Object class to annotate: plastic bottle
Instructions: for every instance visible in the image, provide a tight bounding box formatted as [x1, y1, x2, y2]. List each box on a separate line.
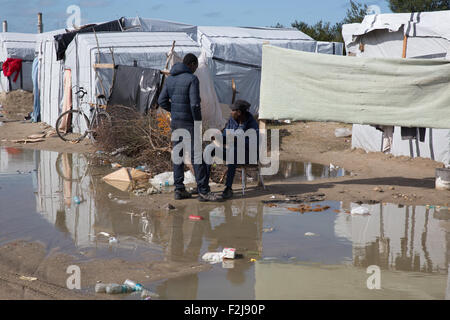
[123, 279, 143, 291]
[95, 283, 108, 293]
[105, 283, 134, 294]
[73, 196, 81, 205]
[164, 180, 169, 187]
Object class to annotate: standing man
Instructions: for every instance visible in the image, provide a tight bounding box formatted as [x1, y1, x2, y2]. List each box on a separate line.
[158, 53, 219, 202]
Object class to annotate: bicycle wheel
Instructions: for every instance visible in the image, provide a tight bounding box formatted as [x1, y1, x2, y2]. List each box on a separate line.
[90, 110, 112, 142]
[55, 109, 90, 143]
[55, 152, 89, 182]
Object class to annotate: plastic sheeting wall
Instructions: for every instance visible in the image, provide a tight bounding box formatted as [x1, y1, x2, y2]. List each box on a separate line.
[64, 32, 201, 131]
[0, 33, 36, 92]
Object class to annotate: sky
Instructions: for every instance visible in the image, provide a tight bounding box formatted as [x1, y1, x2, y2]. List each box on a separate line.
[0, 0, 391, 33]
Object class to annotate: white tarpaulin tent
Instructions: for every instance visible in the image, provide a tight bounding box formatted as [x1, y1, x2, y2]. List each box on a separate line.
[342, 11, 450, 165]
[64, 32, 201, 128]
[0, 32, 36, 92]
[197, 26, 344, 115]
[36, 29, 66, 127]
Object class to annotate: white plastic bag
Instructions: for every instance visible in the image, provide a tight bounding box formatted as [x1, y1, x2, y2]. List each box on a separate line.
[150, 171, 196, 187]
[202, 252, 225, 264]
[335, 128, 352, 138]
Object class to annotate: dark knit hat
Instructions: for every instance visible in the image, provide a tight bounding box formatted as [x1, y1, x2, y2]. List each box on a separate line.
[230, 100, 251, 111]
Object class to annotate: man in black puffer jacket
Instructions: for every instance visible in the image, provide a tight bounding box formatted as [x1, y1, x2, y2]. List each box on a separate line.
[158, 53, 219, 202]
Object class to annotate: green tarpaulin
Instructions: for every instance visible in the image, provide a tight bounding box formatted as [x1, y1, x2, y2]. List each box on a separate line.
[259, 45, 450, 129]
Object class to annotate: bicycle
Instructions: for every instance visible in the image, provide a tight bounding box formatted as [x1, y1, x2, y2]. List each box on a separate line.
[55, 86, 112, 143]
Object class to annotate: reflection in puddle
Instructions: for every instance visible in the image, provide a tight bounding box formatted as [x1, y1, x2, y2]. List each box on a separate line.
[264, 160, 347, 182]
[0, 147, 448, 299]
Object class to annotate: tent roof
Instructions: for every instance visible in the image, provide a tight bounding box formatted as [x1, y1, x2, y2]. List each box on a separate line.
[344, 10, 450, 46]
[67, 31, 200, 52]
[198, 26, 313, 41]
[0, 32, 37, 60]
[124, 17, 197, 39]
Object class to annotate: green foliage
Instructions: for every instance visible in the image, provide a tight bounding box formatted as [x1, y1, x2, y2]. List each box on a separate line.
[290, 1, 367, 42]
[388, 0, 450, 13]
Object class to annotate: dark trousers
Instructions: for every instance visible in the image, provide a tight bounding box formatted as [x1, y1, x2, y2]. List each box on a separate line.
[172, 127, 210, 194]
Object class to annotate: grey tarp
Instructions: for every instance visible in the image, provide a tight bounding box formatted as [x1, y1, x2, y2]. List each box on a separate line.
[259, 45, 450, 129]
[108, 65, 161, 114]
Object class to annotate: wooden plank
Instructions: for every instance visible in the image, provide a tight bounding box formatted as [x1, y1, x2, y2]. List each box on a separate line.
[93, 63, 114, 69]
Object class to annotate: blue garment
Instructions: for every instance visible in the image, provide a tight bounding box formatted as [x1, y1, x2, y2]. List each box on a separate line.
[157, 63, 201, 129]
[31, 57, 40, 122]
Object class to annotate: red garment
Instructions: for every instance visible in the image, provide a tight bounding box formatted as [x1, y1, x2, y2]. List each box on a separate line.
[2, 58, 22, 82]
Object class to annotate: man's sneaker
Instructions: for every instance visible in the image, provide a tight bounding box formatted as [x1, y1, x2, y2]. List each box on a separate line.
[175, 189, 192, 200]
[222, 187, 233, 200]
[198, 192, 221, 202]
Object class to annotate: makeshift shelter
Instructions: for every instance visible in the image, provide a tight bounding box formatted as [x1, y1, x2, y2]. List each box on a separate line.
[63, 32, 201, 129]
[0, 32, 36, 92]
[342, 11, 450, 165]
[197, 26, 343, 115]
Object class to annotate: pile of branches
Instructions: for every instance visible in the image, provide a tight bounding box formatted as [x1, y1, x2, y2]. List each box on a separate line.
[95, 105, 172, 176]
[95, 105, 227, 183]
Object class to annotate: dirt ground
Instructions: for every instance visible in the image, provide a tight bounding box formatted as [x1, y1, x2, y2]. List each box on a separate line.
[0, 101, 449, 300]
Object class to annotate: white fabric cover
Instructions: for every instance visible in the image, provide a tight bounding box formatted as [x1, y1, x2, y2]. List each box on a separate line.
[194, 50, 228, 130]
[342, 11, 450, 165]
[124, 17, 197, 41]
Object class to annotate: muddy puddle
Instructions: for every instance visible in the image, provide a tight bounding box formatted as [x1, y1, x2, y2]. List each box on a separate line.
[0, 147, 449, 300]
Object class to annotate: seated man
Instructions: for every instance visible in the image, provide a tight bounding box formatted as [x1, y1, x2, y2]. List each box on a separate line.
[218, 100, 259, 200]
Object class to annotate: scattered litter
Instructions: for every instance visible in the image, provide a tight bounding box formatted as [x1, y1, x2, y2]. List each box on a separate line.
[222, 260, 235, 269]
[141, 289, 159, 299]
[304, 232, 318, 236]
[115, 199, 128, 205]
[11, 138, 45, 144]
[135, 165, 148, 172]
[111, 163, 122, 169]
[109, 237, 118, 245]
[163, 203, 176, 210]
[373, 187, 384, 192]
[19, 276, 37, 281]
[223, 248, 236, 259]
[202, 252, 225, 264]
[98, 232, 110, 237]
[27, 133, 46, 139]
[270, 195, 276, 199]
[150, 170, 195, 188]
[334, 127, 352, 138]
[265, 203, 277, 207]
[124, 279, 143, 291]
[389, 186, 395, 190]
[189, 215, 203, 221]
[95, 283, 108, 293]
[250, 259, 257, 262]
[107, 193, 113, 199]
[351, 206, 370, 215]
[147, 186, 160, 195]
[106, 284, 134, 294]
[262, 227, 274, 233]
[110, 147, 128, 156]
[73, 196, 81, 205]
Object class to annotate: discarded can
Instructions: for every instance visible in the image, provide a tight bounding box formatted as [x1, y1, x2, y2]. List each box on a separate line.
[73, 196, 81, 205]
[189, 215, 203, 221]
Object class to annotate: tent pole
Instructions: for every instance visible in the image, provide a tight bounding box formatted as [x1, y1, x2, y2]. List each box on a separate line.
[415, 127, 421, 157]
[429, 128, 435, 161]
[402, 35, 408, 58]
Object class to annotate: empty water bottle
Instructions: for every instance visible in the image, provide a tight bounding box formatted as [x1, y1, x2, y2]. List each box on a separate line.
[73, 196, 81, 205]
[123, 279, 143, 291]
[105, 283, 134, 294]
[164, 181, 169, 187]
[95, 283, 108, 293]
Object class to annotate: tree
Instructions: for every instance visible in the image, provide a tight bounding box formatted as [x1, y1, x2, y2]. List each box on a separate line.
[388, 0, 450, 13]
[290, 0, 368, 42]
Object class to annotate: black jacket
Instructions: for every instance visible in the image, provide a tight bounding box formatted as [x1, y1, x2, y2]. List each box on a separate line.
[158, 62, 202, 129]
